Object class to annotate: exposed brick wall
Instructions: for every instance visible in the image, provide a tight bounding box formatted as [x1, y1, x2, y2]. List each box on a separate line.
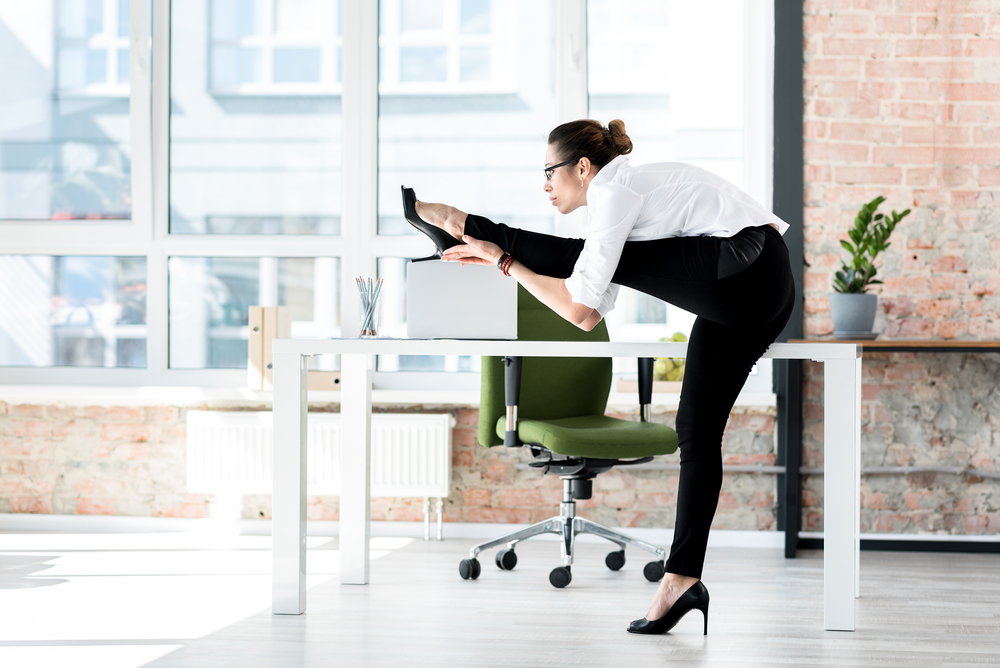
[802, 0, 1000, 533]
[802, 353, 1000, 533]
[0, 402, 200, 517]
[0, 399, 779, 531]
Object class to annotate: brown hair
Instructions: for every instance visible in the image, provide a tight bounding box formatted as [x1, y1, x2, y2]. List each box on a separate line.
[547, 119, 633, 170]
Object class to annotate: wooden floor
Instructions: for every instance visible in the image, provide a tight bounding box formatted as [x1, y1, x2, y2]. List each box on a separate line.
[2, 531, 999, 667]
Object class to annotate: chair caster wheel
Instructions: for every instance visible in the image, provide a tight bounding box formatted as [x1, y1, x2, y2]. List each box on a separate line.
[495, 549, 517, 570]
[549, 565, 572, 588]
[605, 549, 625, 571]
[643, 560, 665, 582]
[459, 558, 481, 580]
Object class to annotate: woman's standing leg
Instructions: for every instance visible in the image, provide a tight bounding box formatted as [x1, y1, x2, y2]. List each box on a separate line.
[642, 300, 791, 620]
[666, 315, 782, 576]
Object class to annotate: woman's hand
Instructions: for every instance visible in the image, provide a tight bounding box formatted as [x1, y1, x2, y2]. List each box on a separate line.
[441, 235, 503, 267]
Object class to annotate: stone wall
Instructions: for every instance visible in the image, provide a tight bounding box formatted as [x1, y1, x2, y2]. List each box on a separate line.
[802, 0, 1000, 533]
[0, 400, 778, 531]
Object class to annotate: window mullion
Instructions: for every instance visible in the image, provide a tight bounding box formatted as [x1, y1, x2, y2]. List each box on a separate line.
[146, 249, 169, 374]
[129, 0, 153, 241]
[147, 0, 172, 375]
[152, 0, 170, 242]
[342, 0, 379, 337]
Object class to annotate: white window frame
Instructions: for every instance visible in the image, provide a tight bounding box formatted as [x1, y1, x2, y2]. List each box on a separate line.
[0, 0, 774, 393]
[207, 0, 343, 95]
[56, 0, 132, 97]
[377, 0, 515, 96]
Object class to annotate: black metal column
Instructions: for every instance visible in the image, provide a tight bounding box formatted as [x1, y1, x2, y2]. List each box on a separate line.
[776, 359, 803, 557]
[772, 1, 805, 557]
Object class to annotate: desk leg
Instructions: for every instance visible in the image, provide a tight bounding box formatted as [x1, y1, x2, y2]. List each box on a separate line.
[272, 352, 308, 614]
[823, 358, 858, 631]
[855, 355, 862, 600]
[340, 353, 372, 585]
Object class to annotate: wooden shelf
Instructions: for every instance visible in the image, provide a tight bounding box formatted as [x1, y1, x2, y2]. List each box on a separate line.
[788, 339, 1000, 353]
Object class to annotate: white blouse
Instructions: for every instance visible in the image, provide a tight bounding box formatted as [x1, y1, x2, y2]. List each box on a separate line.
[563, 156, 791, 317]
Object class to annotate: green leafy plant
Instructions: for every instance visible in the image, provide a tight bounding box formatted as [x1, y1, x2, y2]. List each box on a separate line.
[833, 196, 911, 294]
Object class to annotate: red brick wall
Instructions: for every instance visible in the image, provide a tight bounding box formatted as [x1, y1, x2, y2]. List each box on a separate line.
[802, 0, 1000, 533]
[0, 400, 779, 531]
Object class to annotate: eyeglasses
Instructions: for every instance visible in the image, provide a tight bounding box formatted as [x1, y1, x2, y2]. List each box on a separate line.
[544, 157, 579, 181]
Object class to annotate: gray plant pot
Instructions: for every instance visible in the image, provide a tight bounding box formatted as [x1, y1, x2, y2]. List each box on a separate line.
[829, 293, 878, 339]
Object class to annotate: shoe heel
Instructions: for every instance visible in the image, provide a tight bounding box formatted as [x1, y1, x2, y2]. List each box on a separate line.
[400, 186, 462, 258]
[411, 253, 442, 263]
[701, 604, 709, 636]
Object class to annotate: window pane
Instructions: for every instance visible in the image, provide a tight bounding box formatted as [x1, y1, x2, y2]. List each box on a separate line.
[59, 0, 104, 38]
[588, 0, 742, 340]
[211, 46, 264, 86]
[275, 0, 321, 35]
[459, 46, 489, 82]
[401, 0, 444, 31]
[58, 48, 109, 88]
[168, 257, 340, 369]
[274, 47, 321, 83]
[118, 0, 129, 37]
[117, 48, 129, 85]
[0, 256, 146, 368]
[1, 3, 132, 220]
[211, 0, 265, 40]
[172, 0, 343, 234]
[399, 47, 447, 83]
[460, 0, 490, 34]
[378, 0, 553, 372]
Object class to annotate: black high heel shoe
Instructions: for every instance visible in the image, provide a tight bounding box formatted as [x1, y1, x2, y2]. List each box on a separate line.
[401, 186, 463, 262]
[627, 580, 710, 636]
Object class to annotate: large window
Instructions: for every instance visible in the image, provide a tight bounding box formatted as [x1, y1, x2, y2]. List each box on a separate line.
[376, 0, 553, 372]
[164, 0, 343, 372]
[0, 0, 775, 390]
[0, 0, 133, 220]
[171, 0, 343, 235]
[589, 0, 744, 345]
[378, 0, 512, 94]
[0, 255, 146, 367]
[168, 256, 339, 369]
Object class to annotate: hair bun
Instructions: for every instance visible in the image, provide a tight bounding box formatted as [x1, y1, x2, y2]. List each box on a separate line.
[607, 119, 633, 156]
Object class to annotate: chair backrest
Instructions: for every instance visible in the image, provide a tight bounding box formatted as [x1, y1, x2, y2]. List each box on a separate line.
[478, 285, 613, 447]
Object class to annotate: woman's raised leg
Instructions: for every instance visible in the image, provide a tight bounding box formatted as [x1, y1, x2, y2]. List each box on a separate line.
[413, 198, 585, 279]
[463, 214, 584, 279]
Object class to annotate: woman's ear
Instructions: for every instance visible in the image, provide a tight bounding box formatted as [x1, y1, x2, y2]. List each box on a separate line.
[578, 157, 592, 181]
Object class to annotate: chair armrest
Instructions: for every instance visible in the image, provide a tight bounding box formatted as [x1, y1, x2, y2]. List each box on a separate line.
[637, 357, 653, 422]
[503, 356, 522, 446]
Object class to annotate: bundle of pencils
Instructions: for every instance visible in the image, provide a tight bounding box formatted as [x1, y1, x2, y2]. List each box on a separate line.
[356, 277, 383, 337]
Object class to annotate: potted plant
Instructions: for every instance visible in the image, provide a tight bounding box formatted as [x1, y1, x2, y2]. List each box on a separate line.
[830, 196, 910, 339]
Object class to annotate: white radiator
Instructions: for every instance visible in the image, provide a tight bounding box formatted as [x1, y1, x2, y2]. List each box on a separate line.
[185, 411, 454, 499]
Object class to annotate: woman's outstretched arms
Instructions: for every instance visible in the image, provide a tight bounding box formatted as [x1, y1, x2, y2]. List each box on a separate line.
[441, 235, 601, 331]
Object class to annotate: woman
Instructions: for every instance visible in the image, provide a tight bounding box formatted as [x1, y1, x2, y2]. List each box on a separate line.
[402, 119, 794, 634]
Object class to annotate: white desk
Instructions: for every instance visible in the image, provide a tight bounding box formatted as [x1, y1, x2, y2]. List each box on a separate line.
[270, 340, 862, 631]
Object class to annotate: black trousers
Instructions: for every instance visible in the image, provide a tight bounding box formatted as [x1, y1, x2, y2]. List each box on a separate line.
[465, 215, 795, 579]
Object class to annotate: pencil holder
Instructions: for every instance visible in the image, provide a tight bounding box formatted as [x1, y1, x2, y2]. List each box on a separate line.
[357, 277, 382, 337]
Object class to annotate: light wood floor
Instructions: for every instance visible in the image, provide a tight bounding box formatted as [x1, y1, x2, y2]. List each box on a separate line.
[156, 538, 999, 667]
[2, 531, 998, 667]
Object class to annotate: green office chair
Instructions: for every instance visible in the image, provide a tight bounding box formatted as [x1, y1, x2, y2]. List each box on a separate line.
[458, 285, 679, 588]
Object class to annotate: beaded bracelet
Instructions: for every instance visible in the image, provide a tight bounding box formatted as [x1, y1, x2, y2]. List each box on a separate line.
[497, 252, 512, 275]
[501, 255, 514, 276]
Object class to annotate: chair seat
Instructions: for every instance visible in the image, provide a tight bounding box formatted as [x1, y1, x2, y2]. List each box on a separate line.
[495, 415, 678, 459]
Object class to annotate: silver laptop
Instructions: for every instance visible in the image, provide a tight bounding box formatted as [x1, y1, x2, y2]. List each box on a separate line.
[406, 260, 517, 339]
